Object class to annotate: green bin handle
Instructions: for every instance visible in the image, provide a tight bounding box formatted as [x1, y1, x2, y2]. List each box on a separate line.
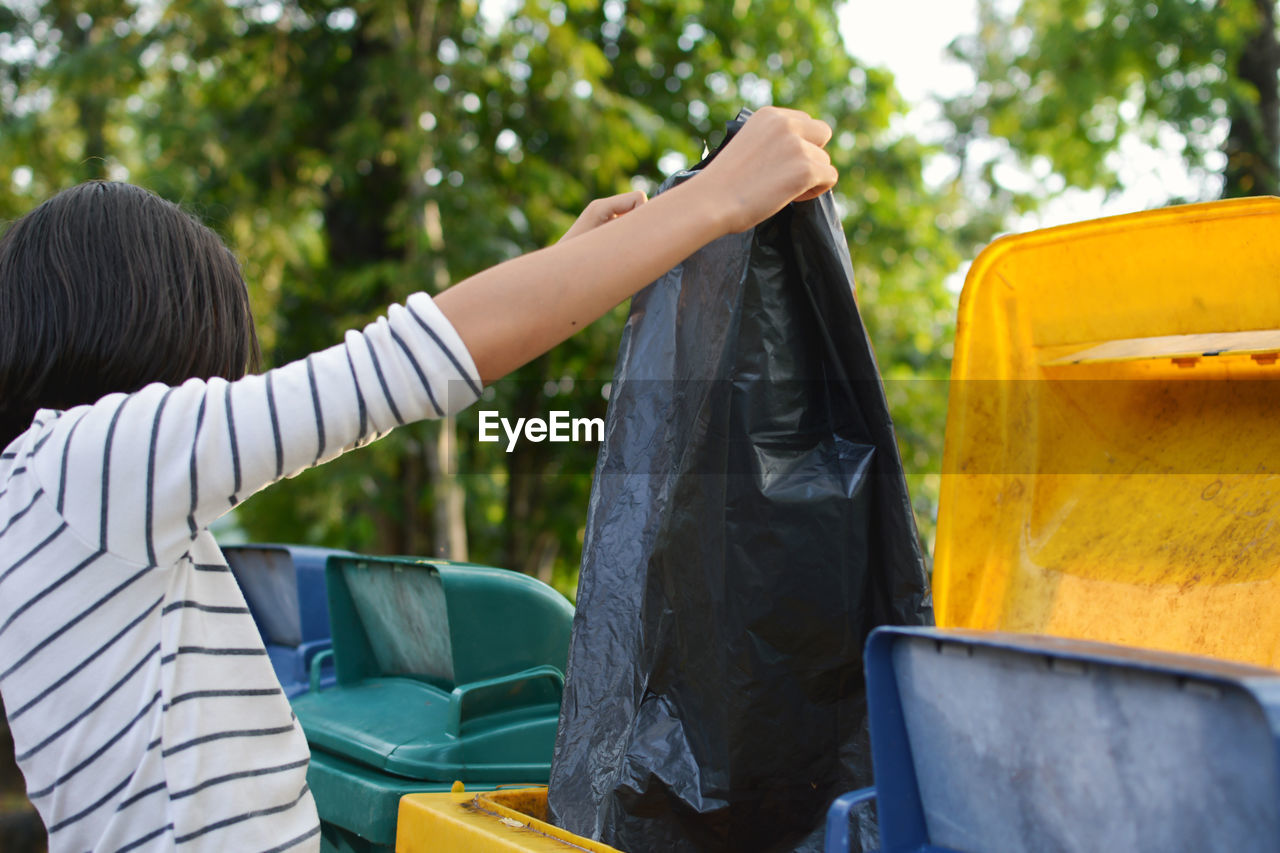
[309, 649, 335, 693]
[446, 665, 564, 738]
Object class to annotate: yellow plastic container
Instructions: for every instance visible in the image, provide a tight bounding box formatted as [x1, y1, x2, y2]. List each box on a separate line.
[934, 197, 1280, 667]
[395, 785, 623, 852]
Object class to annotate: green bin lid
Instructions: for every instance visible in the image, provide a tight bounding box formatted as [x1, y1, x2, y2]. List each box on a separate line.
[294, 556, 573, 782]
[294, 671, 562, 781]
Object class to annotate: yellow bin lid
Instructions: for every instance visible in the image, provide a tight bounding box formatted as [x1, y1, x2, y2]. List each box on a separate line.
[934, 197, 1280, 667]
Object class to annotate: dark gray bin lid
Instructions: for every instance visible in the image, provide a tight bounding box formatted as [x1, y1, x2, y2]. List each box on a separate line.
[864, 627, 1280, 853]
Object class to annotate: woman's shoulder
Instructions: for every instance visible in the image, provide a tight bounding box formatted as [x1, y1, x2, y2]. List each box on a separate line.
[3, 407, 66, 461]
[1, 410, 64, 513]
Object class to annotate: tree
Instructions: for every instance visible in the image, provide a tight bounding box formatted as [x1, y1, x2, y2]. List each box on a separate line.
[944, 0, 1278, 205]
[2, 0, 980, 592]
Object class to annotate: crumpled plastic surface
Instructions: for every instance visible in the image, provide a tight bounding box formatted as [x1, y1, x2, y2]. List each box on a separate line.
[548, 120, 933, 853]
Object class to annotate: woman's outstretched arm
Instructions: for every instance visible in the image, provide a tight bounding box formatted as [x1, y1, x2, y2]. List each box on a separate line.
[435, 107, 837, 383]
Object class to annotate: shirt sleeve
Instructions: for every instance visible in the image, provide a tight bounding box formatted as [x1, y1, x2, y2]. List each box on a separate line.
[29, 292, 481, 568]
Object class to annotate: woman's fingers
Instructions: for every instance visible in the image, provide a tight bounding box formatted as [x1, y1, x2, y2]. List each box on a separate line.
[591, 190, 647, 219]
[792, 145, 838, 202]
[770, 107, 834, 148]
[560, 191, 648, 242]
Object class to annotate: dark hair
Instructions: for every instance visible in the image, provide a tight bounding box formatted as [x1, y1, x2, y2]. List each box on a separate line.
[0, 181, 260, 448]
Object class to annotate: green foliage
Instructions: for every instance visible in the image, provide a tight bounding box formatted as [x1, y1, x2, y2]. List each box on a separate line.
[945, 0, 1274, 204]
[2, 0, 979, 592]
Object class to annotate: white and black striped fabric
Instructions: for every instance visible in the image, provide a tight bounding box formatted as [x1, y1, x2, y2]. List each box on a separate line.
[0, 293, 480, 853]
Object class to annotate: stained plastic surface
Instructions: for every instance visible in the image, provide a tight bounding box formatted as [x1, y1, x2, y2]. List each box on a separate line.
[291, 556, 574, 850]
[933, 197, 1280, 666]
[222, 544, 347, 697]
[548, 113, 932, 853]
[829, 626, 1280, 852]
[397, 788, 624, 853]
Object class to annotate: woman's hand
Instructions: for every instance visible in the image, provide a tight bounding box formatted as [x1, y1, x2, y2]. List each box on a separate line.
[693, 106, 837, 234]
[559, 191, 647, 242]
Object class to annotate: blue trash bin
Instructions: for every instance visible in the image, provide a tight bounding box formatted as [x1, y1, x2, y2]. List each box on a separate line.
[223, 544, 351, 698]
[826, 626, 1280, 853]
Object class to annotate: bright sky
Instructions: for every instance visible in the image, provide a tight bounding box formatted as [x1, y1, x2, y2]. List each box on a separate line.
[837, 0, 1221, 232]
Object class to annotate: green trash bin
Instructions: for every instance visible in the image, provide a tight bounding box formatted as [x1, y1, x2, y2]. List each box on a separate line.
[291, 555, 574, 852]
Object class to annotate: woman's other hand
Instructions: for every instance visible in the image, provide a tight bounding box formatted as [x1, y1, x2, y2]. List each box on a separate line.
[559, 191, 648, 242]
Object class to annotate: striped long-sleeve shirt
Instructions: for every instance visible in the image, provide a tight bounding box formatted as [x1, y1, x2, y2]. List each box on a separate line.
[0, 292, 481, 853]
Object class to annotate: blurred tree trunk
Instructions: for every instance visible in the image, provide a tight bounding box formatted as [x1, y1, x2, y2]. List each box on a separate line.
[50, 0, 107, 182]
[1223, 0, 1280, 197]
[425, 416, 468, 560]
[398, 0, 469, 561]
[503, 378, 551, 574]
[308, 0, 465, 559]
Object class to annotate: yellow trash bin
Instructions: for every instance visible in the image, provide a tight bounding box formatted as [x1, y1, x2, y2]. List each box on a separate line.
[396, 785, 624, 852]
[934, 197, 1280, 667]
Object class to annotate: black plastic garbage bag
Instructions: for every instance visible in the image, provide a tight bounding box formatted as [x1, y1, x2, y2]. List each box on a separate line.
[548, 114, 933, 853]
